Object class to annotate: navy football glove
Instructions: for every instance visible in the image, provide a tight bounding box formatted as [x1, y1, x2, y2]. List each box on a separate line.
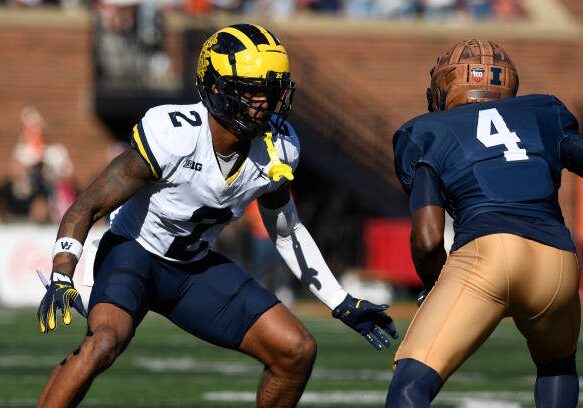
[37, 271, 87, 334]
[332, 294, 398, 350]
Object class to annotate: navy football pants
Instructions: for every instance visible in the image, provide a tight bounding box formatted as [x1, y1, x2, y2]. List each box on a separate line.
[89, 231, 279, 349]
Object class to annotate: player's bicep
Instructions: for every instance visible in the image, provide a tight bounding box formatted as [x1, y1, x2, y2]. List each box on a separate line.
[410, 165, 445, 252]
[76, 149, 153, 221]
[258, 183, 298, 239]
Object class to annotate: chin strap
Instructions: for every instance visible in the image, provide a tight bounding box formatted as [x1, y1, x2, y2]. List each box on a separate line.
[263, 131, 294, 182]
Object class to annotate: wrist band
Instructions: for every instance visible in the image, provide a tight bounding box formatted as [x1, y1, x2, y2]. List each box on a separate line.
[52, 237, 83, 261]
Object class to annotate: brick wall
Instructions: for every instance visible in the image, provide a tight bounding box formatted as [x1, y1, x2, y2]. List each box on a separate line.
[0, 4, 581, 225]
[0, 9, 186, 187]
[0, 19, 109, 187]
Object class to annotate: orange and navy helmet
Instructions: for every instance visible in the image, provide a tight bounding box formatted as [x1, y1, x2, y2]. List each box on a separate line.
[196, 23, 295, 138]
[427, 39, 519, 112]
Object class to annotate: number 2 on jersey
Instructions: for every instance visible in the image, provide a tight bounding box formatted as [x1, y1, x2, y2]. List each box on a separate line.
[168, 111, 202, 128]
[476, 108, 528, 161]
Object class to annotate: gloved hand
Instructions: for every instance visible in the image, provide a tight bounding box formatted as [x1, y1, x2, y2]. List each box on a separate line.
[332, 294, 398, 350]
[37, 271, 87, 334]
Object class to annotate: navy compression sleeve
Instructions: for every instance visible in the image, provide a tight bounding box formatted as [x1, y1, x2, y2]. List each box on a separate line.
[409, 165, 445, 214]
[560, 134, 583, 177]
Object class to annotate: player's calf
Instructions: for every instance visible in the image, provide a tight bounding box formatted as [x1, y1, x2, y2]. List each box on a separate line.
[38, 327, 133, 408]
[256, 331, 316, 408]
[535, 354, 579, 408]
[386, 358, 443, 408]
[240, 304, 318, 408]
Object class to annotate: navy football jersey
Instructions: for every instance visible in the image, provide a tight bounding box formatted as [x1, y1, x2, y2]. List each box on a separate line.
[394, 94, 579, 251]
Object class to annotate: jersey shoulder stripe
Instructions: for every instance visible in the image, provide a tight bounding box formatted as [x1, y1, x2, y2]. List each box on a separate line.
[131, 103, 208, 181]
[142, 104, 204, 156]
[131, 121, 162, 179]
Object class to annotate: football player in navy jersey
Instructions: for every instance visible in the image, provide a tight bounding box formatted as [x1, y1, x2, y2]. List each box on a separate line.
[36, 24, 397, 408]
[387, 39, 583, 407]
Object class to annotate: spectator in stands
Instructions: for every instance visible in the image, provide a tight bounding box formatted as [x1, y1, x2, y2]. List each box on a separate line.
[43, 144, 77, 223]
[371, 0, 420, 19]
[19, 106, 45, 165]
[0, 106, 80, 224]
[3, 0, 83, 7]
[493, 0, 525, 20]
[94, 0, 173, 90]
[238, 0, 294, 18]
[420, 0, 458, 20]
[0, 148, 51, 224]
[0, 107, 51, 223]
[301, 0, 341, 13]
[343, 0, 373, 18]
[182, 0, 213, 13]
[464, 0, 492, 20]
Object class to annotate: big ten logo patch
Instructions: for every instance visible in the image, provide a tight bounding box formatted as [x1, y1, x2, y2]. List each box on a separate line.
[470, 67, 486, 82]
[470, 66, 503, 86]
[183, 160, 203, 171]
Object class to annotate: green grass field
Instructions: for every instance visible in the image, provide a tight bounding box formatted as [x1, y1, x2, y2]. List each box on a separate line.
[0, 307, 581, 407]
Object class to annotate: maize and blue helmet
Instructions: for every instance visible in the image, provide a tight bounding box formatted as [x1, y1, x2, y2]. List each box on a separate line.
[196, 23, 295, 139]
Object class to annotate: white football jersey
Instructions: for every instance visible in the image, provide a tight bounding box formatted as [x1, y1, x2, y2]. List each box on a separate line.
[110, 102, 300, 263]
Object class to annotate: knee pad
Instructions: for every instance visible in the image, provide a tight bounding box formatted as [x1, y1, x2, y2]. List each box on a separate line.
[386, 359, 443, 408]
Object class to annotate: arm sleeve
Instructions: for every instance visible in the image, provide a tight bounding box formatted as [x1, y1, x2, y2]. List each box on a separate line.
[560, 134, 583, 177]
[393, 128, 417, 194]
[409, 164, 445, 213]
[553, 97, 583, 177]
[555, 96, 580, 139]
[258, 199, 348, 309]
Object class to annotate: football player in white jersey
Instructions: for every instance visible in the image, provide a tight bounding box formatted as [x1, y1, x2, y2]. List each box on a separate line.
[36, 24, 398, 408]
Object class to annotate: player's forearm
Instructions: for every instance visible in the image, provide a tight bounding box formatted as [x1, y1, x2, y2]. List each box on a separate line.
[51, 150, 151, 278]
[274, 223, 347, 309]
[53, 197, 100, 277]
[411, 243, 446, 289]
[259, 199, 347, 309]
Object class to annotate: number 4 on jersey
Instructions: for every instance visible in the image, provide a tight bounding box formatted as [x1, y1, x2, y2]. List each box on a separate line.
[476, 108, 528, 161]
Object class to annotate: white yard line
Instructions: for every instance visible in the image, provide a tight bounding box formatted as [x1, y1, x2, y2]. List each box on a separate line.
[134, 357, 392, 381]
[203, 390, 583, 407]
[0, 355, 62, 367]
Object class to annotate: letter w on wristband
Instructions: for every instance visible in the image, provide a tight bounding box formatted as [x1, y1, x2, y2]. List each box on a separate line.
[52, 238, 84, 261]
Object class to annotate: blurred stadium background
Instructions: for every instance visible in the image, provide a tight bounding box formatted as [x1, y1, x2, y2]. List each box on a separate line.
[0, 0, 582, 406]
